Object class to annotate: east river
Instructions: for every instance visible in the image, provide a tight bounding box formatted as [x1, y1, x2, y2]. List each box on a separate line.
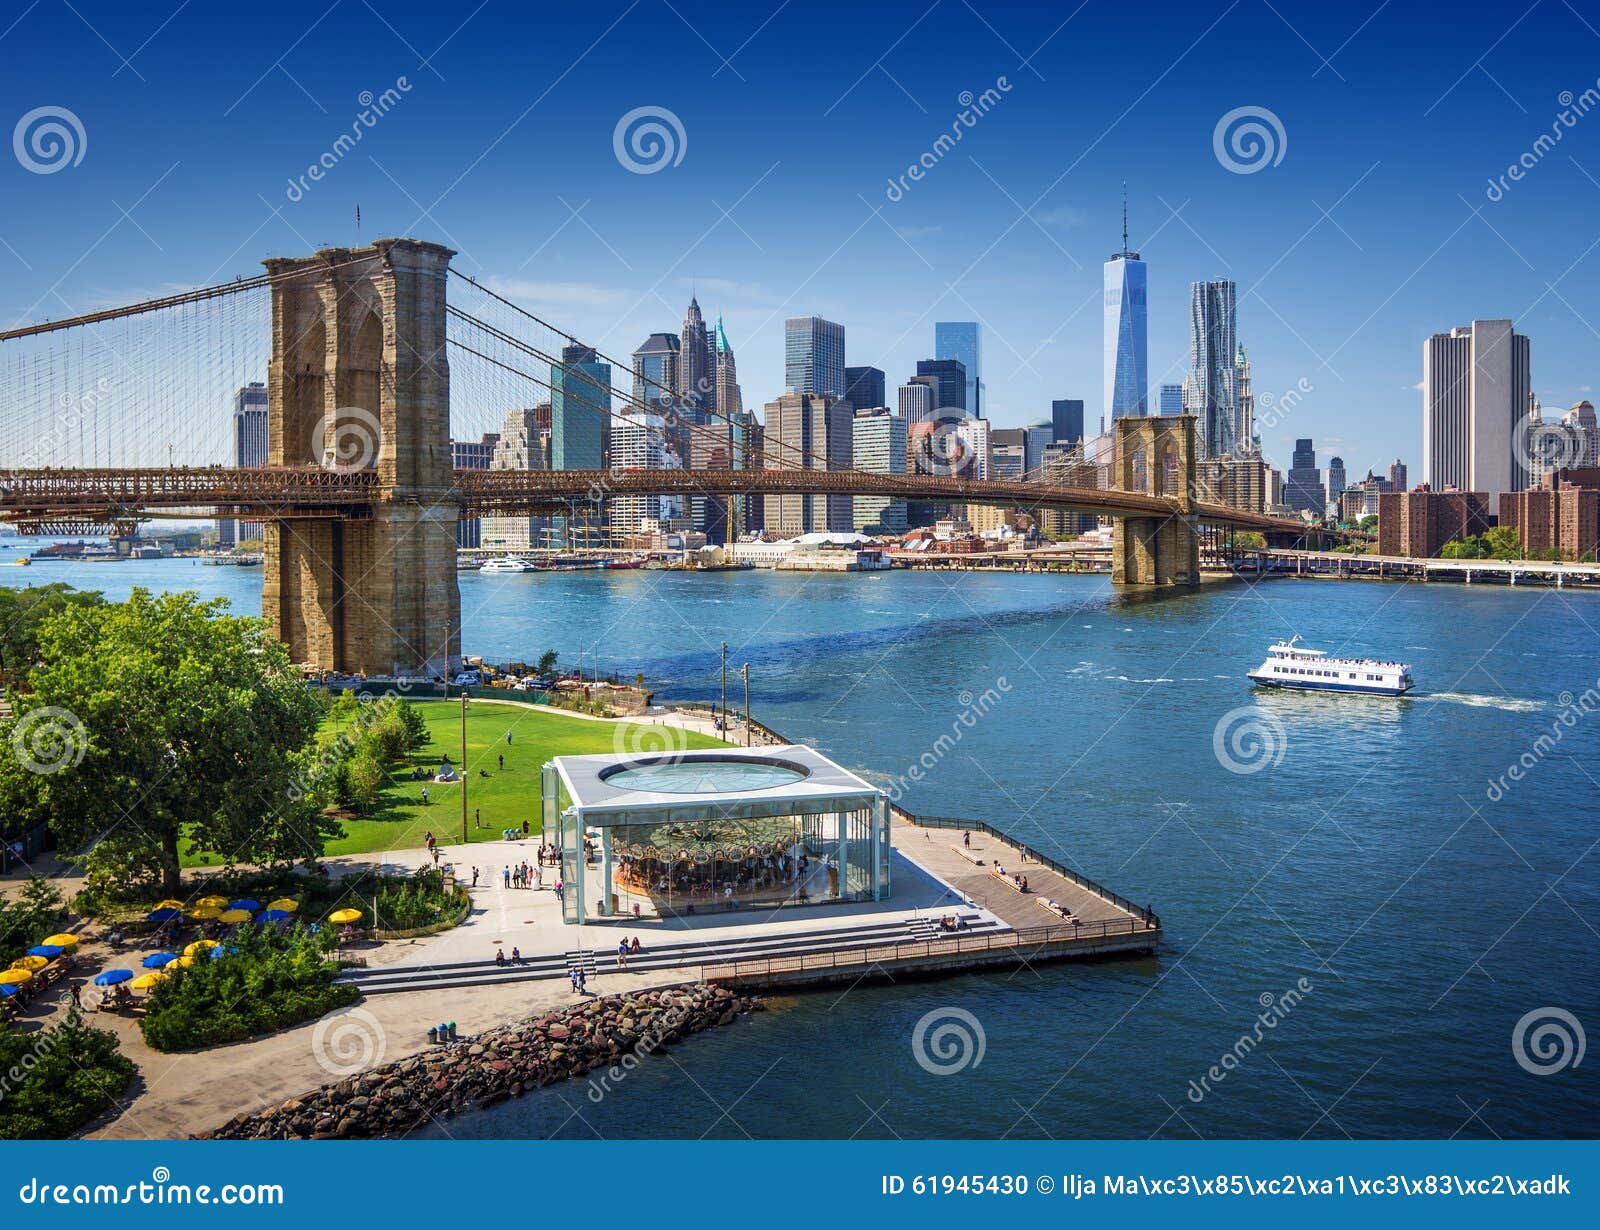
[8, 553, 1598, 1138]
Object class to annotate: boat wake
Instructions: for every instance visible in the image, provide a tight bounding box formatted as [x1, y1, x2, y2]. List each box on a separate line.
[1426, 691, 1545, 713]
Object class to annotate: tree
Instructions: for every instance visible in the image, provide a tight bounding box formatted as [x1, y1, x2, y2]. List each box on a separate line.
[1483, 525, 1520, 560]
[0, 584, 104, 689]
[17, 589, 332, 893]
[536, 650, 559, 676]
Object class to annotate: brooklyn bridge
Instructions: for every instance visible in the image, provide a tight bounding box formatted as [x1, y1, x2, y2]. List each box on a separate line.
[0, 238, 1321, 677]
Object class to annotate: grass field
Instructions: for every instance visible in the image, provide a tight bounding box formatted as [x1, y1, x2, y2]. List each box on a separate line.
[315, 699, 729, 858]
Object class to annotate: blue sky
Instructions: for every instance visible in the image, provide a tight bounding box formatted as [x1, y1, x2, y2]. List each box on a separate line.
[4, 0, 1600, 481]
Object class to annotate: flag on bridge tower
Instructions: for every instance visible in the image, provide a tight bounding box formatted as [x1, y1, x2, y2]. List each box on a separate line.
[355, 203, 361, 233]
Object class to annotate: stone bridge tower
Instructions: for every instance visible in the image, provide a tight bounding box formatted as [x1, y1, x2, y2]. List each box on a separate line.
[260, 239, 460, 677]
[1111, 414, 1200, 587]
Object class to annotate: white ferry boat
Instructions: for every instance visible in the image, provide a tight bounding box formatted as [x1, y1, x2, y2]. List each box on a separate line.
[480, 556, 533, 574]
[1248, 635, 1414, 696]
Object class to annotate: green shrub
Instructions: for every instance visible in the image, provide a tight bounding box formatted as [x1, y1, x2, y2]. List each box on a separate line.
[138, 923, 357, 1053]
[0, 1011, 136, 1139]
[0, 876, 65, 969]
[369, 868, 467, 931]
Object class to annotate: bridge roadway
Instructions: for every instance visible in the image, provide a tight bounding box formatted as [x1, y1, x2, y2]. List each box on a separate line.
[0, 465, 1305, 535]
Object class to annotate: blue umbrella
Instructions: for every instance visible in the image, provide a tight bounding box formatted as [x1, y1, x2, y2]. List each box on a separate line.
[146, 908, 181, 922]
[142, 952, 177, 969]
[0, 983, 16, 998]
[228, 899, 261, 913]
[93, 969, 133, 986]
[258, 909, 290, 922]
[25, 945, 63, 959]
[207, 945, 239, 960]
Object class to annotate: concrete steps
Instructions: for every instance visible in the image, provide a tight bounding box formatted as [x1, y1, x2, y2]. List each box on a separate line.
[339, 912, 1001, 995]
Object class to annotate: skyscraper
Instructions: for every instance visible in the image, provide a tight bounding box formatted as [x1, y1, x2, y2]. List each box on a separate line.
[219, 382, 269, 547]
[764, 392, 852, 535]
[915, 358, 967, 413]
[713, 316, 742, 418]
[1326, 455, 1347, 508]
[677, 296, 714, 412]
[451, 431, 500, 548]
[631, 332, 679, 407]
[1158, 384, 1184, 416]
[610, 409, 683, 535]
[990, 427, 1027, 479]
[785, 316, 845, 398]
[1422, 319, 1533, 512]
[1051, 398, 1085, 445]
[1235, 344, 1255, 451]
[715, 317, 747, 537]
[934, 322, 981, 415]
[1388, 459, 1409, 491]
[898, 380, 935, 424]
[551, 343, 610, 470]
[844, 365, 886, 411]
[852, 409, 908, 534]
[955, 417, 991, 479]
[1185, 279, 1239, 458]
[482, 408, 547, 552]
[1103, 190, 1148, 420]
[1285, 438, 1325, 518]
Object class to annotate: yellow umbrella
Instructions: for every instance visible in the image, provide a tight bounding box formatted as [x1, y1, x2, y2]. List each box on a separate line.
[266, 898, 299, 912]
[218, 909, 252, 924]
[197, 896, 229, 909]
[153, 899, 185, 910]
[10, 955, 49, 971]
[175, 954, 197, 968]
[0, 969, 33, 986]
[327, 908, 363, 924]
[43, 933, 79, 949]
[186, 906, 222, 920]
[183, 939, 219, 958]
[131, 972, 168, 990]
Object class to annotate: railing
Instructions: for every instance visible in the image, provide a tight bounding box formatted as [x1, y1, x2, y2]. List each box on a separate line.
[698, 915, 1157, 983]
[891, 805, 1161, 930]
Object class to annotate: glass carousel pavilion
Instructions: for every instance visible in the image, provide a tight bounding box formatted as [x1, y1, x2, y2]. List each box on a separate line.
[541, 745, 890, 925]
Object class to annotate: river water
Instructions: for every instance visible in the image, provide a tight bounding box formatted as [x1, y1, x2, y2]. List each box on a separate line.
[7, 553, 1598, 1138]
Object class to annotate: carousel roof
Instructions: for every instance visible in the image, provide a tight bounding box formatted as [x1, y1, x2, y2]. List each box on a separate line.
[549, 744, 881, 826]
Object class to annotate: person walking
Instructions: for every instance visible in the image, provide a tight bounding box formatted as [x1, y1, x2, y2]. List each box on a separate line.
[505, 730, 512, 745]
[421, 785, 429, 806]
[471, 866, 480, 888]
[503, 866, 511, 889]
[569, 967, 580, 993]
[498, 753, 504, 771]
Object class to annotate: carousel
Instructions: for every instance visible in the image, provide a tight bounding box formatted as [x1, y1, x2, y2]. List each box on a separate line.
[541, 746, 890, 925]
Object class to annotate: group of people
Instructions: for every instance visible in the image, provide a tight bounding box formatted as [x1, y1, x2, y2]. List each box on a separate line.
[493, 946, 522, 966]
[614, 936, 644, 969]
[501, 861, 543, 890]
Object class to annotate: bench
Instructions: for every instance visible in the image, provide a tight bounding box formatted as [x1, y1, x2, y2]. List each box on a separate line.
[951, 845, 985, 866]
[1038, 897, 1078, 924]
[990, 866, 1029, 893]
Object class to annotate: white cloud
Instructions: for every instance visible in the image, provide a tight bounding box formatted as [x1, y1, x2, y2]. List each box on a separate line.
[894, 224, 943, 240]
[1034, 205, 1088, 230]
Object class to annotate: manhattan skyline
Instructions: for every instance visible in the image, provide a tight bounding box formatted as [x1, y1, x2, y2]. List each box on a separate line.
[5, 1, 1600, 484]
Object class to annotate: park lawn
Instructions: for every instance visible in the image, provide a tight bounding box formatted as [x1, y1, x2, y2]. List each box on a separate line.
[318, 699, 728, 858]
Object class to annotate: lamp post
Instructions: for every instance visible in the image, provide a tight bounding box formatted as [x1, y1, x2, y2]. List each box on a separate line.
[460, 692, 469, 846]
[720, 641, 728, 734]
[741, 663, 751, 747]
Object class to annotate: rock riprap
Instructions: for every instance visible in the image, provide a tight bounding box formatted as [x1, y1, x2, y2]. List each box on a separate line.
[201, 984, 759, 1140]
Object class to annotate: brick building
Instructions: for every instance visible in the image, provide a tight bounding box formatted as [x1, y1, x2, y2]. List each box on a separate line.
[1377, 489, 1490, 557]
[1498, 468, 1600, 560]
